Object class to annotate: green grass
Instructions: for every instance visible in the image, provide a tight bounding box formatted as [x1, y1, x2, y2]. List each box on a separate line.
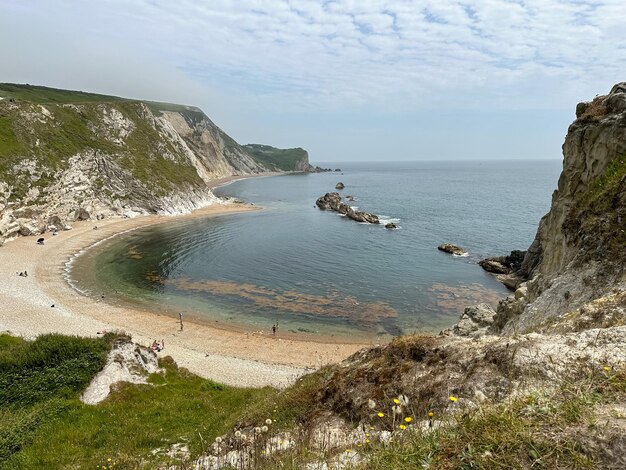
[563, 152, 626, 265]
[0, 99, 205, 199]
[116, 102, 204, 193]
[243, 144, 309, 171]
[0, 333, 111, 465]
[0, 83, 128, 104]
[0, 334, 277, 468]
[355, 366, 626, 470]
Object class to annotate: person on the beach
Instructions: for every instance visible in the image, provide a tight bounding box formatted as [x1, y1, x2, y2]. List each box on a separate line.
[179, 312, 184, 331]
[272, 324, 276, 336]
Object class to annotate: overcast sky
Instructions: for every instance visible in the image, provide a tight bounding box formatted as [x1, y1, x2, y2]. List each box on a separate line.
[1, 0, 624, 162]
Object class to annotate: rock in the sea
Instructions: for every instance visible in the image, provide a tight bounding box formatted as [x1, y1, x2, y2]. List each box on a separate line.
[479, 259, 509, 274]
[438, 243, 466, 256]
[351, 211, 379, 224]
[385, 223, 397, 229]
[480, 251, 525, 275]
[315, 192, 379, 224]
[335, 182, 345, 190]
[479, 250, 527, 289]
[346, 195, 354, 201]
[316, 192, 342, 211]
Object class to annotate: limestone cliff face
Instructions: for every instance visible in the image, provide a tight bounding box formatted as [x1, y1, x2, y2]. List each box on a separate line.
[497, 83, 626, 333]
[0, 93, 304, 245]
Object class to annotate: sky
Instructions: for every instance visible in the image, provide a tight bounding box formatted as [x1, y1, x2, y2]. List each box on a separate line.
[1, 0, 625, 162]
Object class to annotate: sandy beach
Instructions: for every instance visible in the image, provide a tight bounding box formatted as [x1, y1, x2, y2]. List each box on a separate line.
[0, 201, 370, 388]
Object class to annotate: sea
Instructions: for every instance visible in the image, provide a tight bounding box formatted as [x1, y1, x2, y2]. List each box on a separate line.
[70, 160, 562, 341]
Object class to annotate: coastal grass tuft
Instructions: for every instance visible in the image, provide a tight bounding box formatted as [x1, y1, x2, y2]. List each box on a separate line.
[0, 333, 276, 468]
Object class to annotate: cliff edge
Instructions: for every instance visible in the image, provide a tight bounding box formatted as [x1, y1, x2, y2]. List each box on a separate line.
[494, 82, 626, 334]
[0, 84, 313, 245]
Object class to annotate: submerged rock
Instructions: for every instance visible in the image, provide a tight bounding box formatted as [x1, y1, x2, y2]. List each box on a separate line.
[335, 182, 345, 189]
[437, 243, 466, 256]
[385, 223, 397, 229]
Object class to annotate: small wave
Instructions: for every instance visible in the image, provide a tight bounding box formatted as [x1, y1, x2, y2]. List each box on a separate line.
[452, 252, 470, 257]
[378, 216, 401, 226]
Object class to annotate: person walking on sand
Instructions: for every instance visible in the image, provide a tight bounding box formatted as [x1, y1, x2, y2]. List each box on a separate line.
[179, 312, 184, 331]
[272, 324, 276, 336]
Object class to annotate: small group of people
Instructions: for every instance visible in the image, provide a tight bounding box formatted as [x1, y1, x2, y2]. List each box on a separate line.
[17, 270, 28, 277]
[151, 339, 165, 352]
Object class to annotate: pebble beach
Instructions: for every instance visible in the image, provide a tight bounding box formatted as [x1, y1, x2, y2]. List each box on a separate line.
[0, 202, 368, 388]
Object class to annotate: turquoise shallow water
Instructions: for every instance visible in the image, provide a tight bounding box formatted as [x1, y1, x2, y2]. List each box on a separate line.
[70, 160, 561, 339]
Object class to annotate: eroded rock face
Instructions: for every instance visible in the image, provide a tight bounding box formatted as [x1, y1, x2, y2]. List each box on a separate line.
[81, 339, 161, 405]
[494, 83, 626, 333]
[0, 99, 282, 246]
[451, 303, 497, 337]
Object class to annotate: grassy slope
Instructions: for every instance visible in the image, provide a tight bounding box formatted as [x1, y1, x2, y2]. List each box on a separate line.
[0, 83, 128, 104]
[0, 96, 204, 199]
[0, 334, 276, 468]
[2, 332, 624, 468]
[243, 144, 308, 171]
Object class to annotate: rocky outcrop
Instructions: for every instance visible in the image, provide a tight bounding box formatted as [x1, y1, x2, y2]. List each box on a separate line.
[81, 338, 161, 405]
[479, 250, 526, 290]
[316, 192, 380, 224]
[451, 303, 496, 337]
[488, 83, 626, 333]
[385, 222, 397, 229]
[335, 182, 345, 190]
[437, 243, 466, 256]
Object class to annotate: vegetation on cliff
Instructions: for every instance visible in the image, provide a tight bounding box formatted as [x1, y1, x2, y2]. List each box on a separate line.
[0, 333, 275, 468]
[0, 83, 313, 245]
[243, 144, 311, 172]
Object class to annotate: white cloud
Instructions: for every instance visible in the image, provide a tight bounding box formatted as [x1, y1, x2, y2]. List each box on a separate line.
[1, 0, 625, 114]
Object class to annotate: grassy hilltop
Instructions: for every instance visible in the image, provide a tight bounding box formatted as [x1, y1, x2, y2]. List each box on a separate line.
[0, 83, 309, 175]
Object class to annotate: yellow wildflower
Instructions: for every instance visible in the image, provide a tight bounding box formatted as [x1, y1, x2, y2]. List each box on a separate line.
[604, 366, 611, 371]
[393, 398, 400, 404]
[365, 439, 371, 443]
[428, 411, 434, 417]
[450, 396, 458, 402]
[377, 412, 385, 418]
[404, 417, 413, 423]
[107, 459, 112, 462]
[399, 424, 407, 430]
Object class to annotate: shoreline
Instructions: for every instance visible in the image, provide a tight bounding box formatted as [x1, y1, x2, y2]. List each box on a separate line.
[0, 197, 371, 388]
